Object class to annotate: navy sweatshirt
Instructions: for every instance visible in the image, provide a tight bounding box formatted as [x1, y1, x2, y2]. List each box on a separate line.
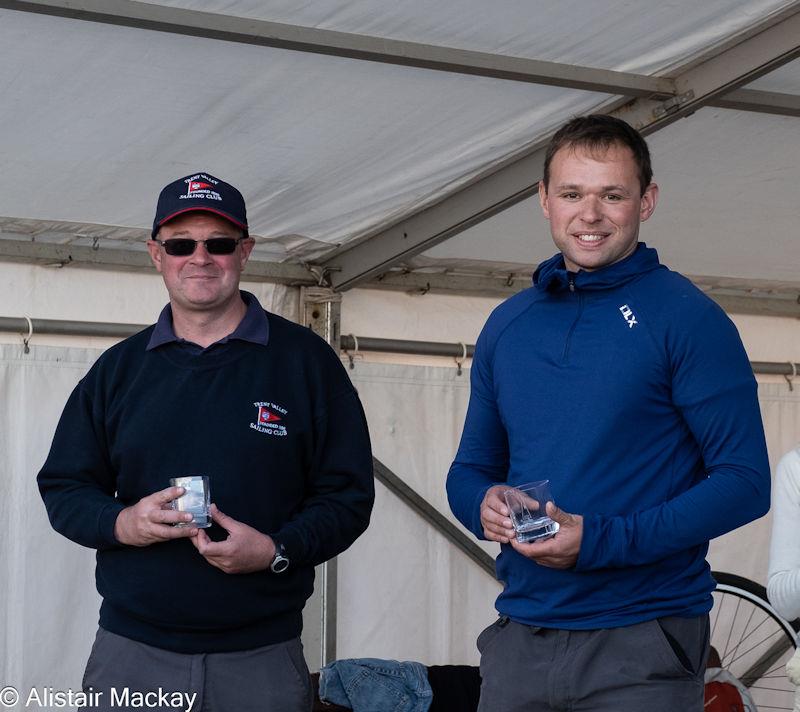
[447, 244, 770, 628]
[37, 303, 374, 653]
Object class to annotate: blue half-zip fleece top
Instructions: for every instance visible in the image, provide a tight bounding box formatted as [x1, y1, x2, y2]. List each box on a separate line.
[37, 293, 374, 653]
[447, 244, 769, 629]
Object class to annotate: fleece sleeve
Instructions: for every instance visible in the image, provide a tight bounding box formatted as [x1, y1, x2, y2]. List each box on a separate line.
[577, 301, 770, 571]
[767, 449, 800, 621]
[446, 328, 510, 539]
[272, 356, 374, 568]
[37, 379, 125, 550]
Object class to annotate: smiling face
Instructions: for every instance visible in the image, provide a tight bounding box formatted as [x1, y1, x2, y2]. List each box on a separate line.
[146, 212, 254, 318]
[539, 142, 658, 273]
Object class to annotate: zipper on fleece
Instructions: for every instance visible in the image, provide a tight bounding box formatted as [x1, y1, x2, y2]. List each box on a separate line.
[562, 277, 584, 362]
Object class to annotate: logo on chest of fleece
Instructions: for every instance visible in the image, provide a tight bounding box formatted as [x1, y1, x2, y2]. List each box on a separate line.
[619, 304, 638, 329]
[250, 402, 288, 436]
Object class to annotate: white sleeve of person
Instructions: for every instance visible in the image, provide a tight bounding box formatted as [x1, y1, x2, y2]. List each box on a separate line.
[767, 447, 800, 621]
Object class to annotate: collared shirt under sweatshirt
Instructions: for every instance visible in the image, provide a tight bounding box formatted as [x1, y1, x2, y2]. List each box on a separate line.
[447, 244, 770, 629]
[38, 292, 374, 653]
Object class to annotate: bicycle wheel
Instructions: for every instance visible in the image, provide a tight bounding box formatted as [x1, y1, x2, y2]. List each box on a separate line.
[711, 571, 798, 711]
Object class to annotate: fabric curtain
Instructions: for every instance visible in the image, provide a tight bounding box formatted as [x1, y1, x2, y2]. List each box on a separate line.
[1, 343, 102, 703]
[2, 350, 797, 701]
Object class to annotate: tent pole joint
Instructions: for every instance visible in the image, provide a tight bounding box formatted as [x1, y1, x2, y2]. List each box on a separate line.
[653, 89, 696, 118]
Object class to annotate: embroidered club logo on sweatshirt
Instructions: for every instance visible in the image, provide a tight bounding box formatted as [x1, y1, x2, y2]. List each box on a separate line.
[250, 402, 288, 436]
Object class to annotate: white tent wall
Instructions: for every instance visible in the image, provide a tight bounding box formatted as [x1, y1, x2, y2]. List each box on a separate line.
[340, 287, 800, 591]
[338, 366, 800, 667]
[1, 344, 103, 708]
[1, 0, 799, 706]
[338, 362, 501, 665]
[0, 265, 304, 708]
[2, 261, 800, 702]
[2, 345, 799, 697]
[0, 262, 299, 349]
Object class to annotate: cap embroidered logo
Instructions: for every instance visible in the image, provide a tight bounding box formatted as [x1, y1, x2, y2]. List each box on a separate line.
[188, 181, 213, 193]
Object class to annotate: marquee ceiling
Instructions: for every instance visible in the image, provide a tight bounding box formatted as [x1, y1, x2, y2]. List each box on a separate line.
[1, 0, 798, 314]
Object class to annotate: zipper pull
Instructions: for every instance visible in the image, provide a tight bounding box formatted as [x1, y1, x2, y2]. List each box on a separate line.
[569, 279, 575, 293]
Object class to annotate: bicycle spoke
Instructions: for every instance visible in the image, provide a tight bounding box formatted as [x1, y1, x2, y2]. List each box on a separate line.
[721, 595, 741, 662]
[710, 573, 797, 711]
[725, 627, 790, 668]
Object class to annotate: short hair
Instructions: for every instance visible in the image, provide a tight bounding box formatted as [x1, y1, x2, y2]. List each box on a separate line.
[542, 115, 653, 195]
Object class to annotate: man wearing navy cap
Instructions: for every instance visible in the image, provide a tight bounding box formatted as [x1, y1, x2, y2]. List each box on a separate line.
[38, 173, 375, 712]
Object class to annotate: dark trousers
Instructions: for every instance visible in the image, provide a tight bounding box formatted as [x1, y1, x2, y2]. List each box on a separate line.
[80, 627, 313, 712]
[476, 615, 709, 712]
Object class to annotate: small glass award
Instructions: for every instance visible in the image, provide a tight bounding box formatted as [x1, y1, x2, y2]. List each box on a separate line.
[170, 476, 211, 528]
[504, 479, 559, 543]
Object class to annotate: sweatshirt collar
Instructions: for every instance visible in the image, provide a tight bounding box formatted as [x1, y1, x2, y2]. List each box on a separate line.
[146, 290, 269, 351]
[533, 243, 662, 292]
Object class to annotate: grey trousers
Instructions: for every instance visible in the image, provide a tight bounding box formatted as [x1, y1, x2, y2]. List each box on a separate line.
[476, 615, 709, 712]
[80, 627, 313, 712]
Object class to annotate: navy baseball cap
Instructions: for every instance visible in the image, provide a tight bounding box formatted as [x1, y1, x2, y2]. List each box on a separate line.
[151, 172, 248, 238]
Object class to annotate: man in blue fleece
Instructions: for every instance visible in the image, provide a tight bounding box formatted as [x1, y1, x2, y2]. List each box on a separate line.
[446, 115, 770, 711]
[38, 173, 374, 712]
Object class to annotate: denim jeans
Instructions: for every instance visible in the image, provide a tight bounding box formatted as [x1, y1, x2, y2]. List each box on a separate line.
[320, 658, 432, 712]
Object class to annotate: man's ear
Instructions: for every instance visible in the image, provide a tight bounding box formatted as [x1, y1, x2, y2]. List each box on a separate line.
[640, 182, 659, 222]
[538, 180, 551, 220]
[239, 237, 256, 269]
[146, 240, 163, 273]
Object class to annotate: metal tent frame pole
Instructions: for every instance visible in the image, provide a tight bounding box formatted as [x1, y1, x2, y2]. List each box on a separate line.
[340, 335, 799, 377]
[0, 316, 145, 338]
[372, 457, 495, 577]
[0, 317, 797, 376]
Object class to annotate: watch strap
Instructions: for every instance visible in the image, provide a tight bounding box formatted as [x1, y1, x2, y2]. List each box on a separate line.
[270, 540, 290, 573]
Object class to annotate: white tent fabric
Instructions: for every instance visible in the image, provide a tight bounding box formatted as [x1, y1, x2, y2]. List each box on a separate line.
[708, 381, 800, 583]
[0, 263, 299, 331]
[423, 106, 800, 282]
[0, 6, 605, 260]
[1, 344, 102, 704]
[2, 0, 800, 703]
[4, 344, 798, 703]
[340, 363, 501, 664]
[138, 0, 793, 73]
[1, 0, 797, 277]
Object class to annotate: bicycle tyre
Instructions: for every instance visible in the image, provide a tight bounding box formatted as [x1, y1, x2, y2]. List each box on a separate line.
[711, 570, 798, 711]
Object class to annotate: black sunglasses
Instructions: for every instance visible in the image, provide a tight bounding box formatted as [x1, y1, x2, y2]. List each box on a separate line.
[152, 237, 243, 256]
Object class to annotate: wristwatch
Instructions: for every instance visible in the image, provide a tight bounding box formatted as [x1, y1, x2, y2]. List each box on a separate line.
[270, 541, 290, 573]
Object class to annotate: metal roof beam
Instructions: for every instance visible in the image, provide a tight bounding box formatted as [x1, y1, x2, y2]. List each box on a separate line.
[8, 1, 800, 116]
[322, 5, 800, 291]
[2, 0, 675, 97]
[617, 7, 800, 133]
[368, 270, 527, 298]
[322, 134, 554, 291]
[709, 88, 800, 117]
[359, 270, 800, 317]
[0, 234, 316, 285]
